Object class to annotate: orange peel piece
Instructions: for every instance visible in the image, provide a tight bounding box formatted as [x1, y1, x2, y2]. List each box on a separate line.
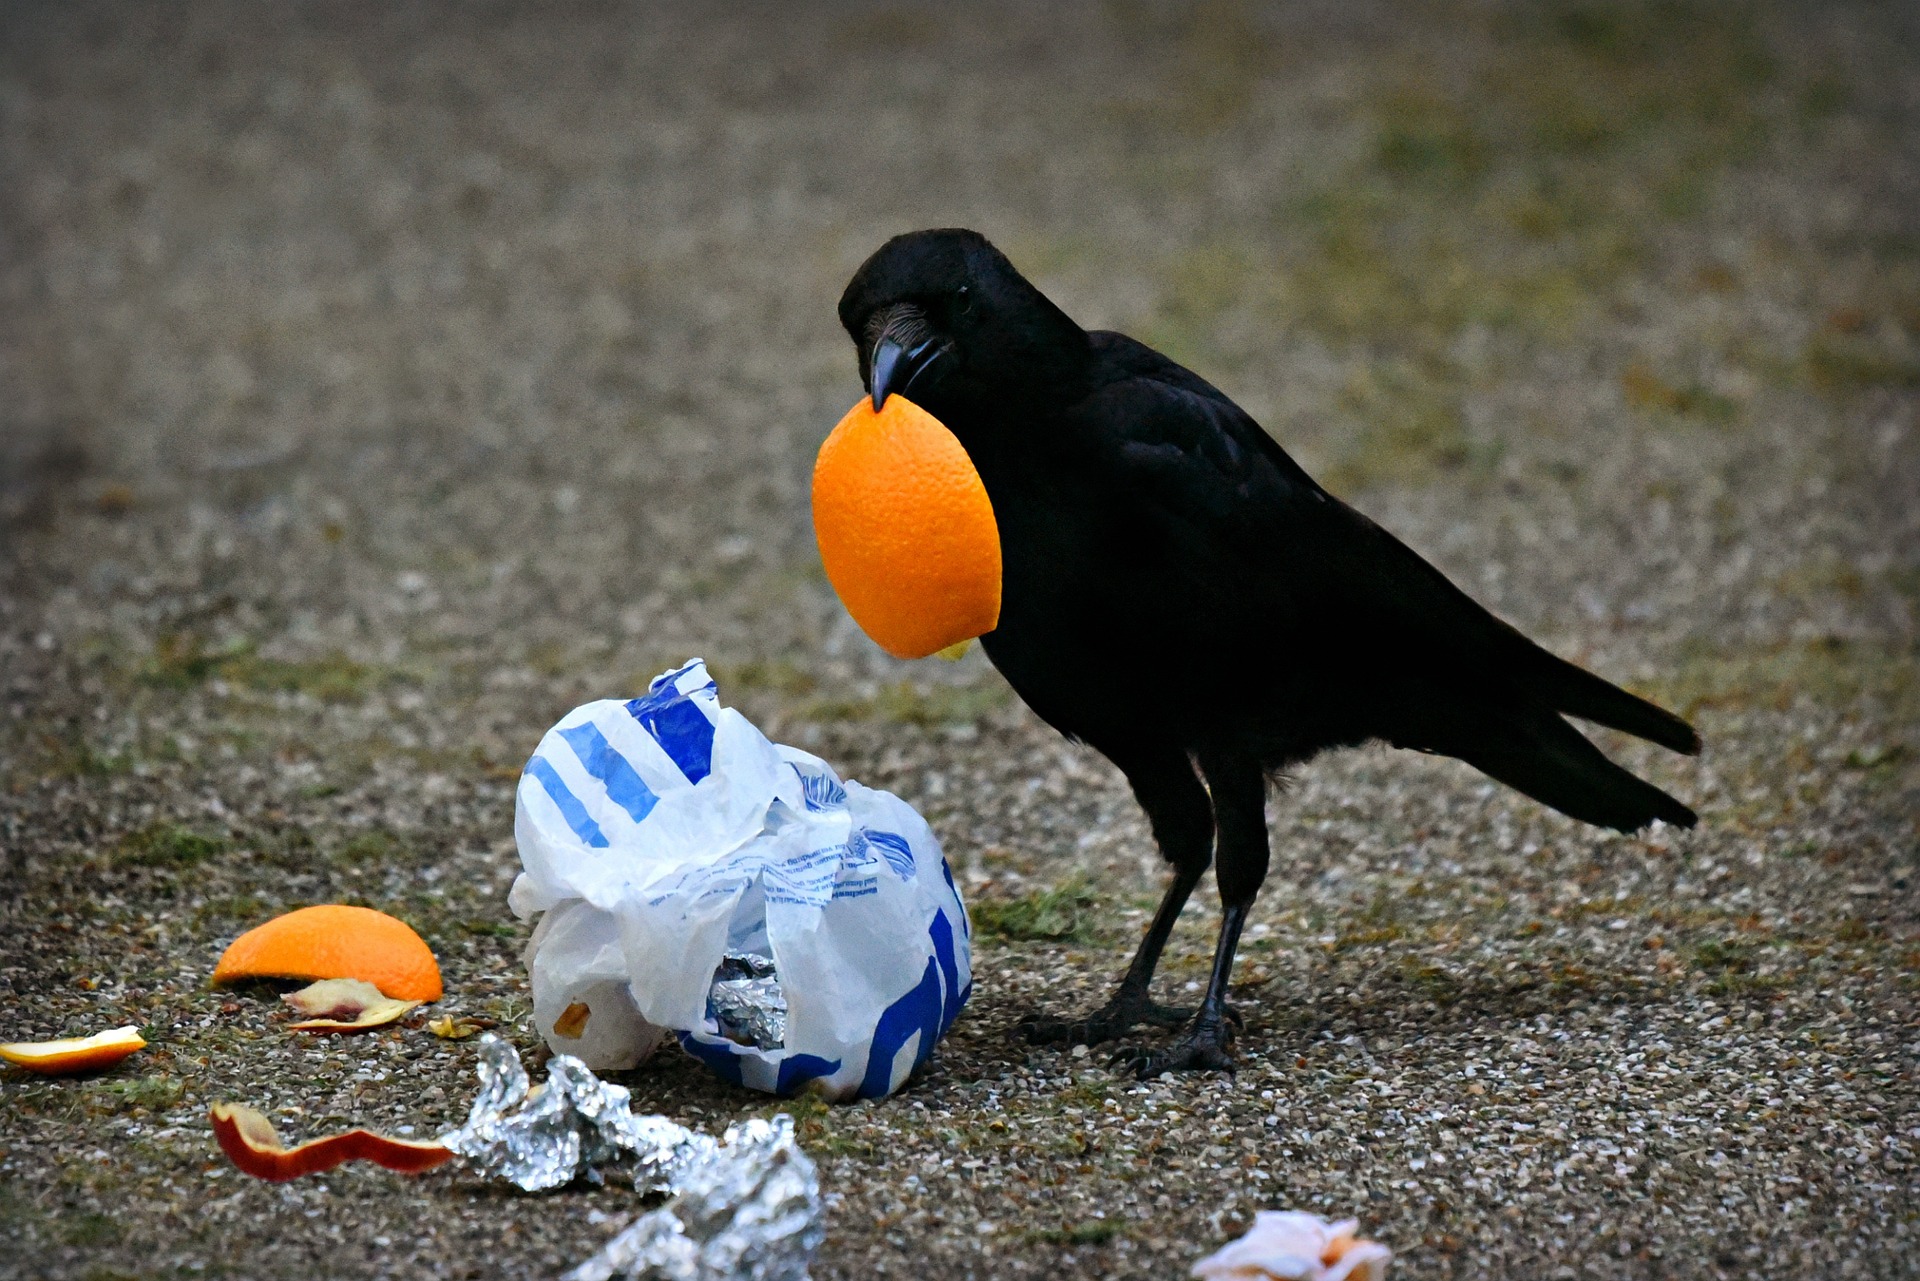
[283, 978, 421, 1032]
[210, 1102, 452, 1182]
[552, 1001, 592, 1040]
[0, 1025, 146, 1076]
[812, 395, 1002, 660]
[213, 904, 443, 1001]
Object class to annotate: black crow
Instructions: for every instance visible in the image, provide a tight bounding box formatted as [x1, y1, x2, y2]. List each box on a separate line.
[837, 228, 1699, 1075]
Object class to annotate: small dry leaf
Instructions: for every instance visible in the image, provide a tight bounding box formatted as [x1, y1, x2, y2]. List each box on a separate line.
[427, 1014, 487, 1040]
[283, 978, 421, 1033]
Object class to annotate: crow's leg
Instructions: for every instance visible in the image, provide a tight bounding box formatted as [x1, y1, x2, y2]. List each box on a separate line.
[1018, 744, 1213, 1047]
[1115, 750, 1267, 1077]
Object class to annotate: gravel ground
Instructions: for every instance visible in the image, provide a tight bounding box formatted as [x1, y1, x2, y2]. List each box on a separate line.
[3, 3, 1917, 1278]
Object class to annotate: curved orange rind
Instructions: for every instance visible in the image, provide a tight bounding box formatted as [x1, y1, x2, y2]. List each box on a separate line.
[210, 1102, 452, 1182]
[0, 1025, 147, 1075]
[213, 904, 442, 1002]
[812, 396, 1001, 660]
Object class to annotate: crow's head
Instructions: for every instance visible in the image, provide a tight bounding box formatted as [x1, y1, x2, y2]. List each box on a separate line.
[839, 229, 1089, 418]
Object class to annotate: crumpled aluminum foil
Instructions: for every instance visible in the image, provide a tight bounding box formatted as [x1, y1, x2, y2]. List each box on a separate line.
[563, 1114, 823, 1281]
[708, 953, 787, 1050]
[436, 1036, 824, 1281]
[439, 1035, 713, 1192]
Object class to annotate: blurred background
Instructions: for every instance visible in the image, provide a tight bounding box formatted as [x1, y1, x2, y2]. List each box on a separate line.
[6, 2, 1913, 711]
[1, 3, 1915, 1278]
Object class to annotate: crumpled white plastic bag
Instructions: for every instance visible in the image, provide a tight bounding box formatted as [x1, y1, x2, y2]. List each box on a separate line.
[510, 659, 972, 1100]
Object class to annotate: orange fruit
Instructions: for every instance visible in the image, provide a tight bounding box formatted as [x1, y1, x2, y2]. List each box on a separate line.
[213, 905, 442, 1002]
[811, 396, 1001, 659]
[0, 1025, 146, 1075]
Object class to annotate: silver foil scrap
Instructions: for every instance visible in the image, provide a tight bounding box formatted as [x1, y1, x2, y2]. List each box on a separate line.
[564, 1115, 824, 1281]
[709, 952, 788, 1050]
[439, 1035, 714, 1193]
[437, 1036, 825, 1281]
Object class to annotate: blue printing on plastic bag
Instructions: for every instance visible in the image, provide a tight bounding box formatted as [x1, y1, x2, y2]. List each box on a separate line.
[557, 721, 660, 823]
[524, 756, 610, 848]
[678, 895, 971, 1099]
[625, 662, 717, 783]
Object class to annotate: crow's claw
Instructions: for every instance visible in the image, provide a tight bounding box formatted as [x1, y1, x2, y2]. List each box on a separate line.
[1017, 991, 1193, 1047]
[1116, 1018, 1237, 1079]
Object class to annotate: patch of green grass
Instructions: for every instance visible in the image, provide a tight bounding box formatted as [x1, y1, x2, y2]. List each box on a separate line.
[334, 829, 404, 866]
[1802, 332, 1920, 392]
[141, 632, 243, 687]
[61, 1213, 121, 1247]
[195, 893, 270, 925]
[1103, 0, 1277, 137]
[800, 680, 1010, 728]
[1284, 187, 1595, 344]
[84, 1075, 183, 1115]
[1693, 937, 1756, 971]
[1653, 635, 1920, 724]
[755, 1094, 875, 1158]
[1376, 90, 1488, 185]
[970, 877, 1100, 943]
[1025, 1218, 1124, 1246]
[1691, 936, 1795, 997]
[458, 919, 521, 939]
[710, 658, 819, 697]
[1621, 364, 1741, 423]
[1843, 743, 1908, 778]
[26, 727, 132, 780]
[140, 633, 380, 701]
[1125, 0, 1844, 498]
[1321, 357, 1477, 493]
[223, 649, 376, 701]
[1333, 887, 1409, 951]
[1398, 958, 1464, 1004]
[116, 822, 228, 868]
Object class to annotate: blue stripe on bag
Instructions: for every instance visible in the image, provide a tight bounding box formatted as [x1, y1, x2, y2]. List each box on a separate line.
[558, 721, 659, 824]
[867, 830, 916, 880]
[776, 1052, 842, 1094]
[677, 1033, 844, 1098]
[858, 956, 944, 1098]
[524, 756, 610, 848]
[940, 859, 972, 939]
[676, 1032, 746, 1086]
[795, 767, 846, 812]
[930, 910, 967, 1036]
[625, 688, 716, 783]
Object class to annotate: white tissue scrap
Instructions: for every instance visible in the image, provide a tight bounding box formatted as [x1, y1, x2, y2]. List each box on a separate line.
[1190, 1211, 1392, 1281]
[563, 1115, 823, 1281]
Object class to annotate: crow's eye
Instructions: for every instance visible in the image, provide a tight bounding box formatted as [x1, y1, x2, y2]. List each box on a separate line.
[955, 285, 973, 315]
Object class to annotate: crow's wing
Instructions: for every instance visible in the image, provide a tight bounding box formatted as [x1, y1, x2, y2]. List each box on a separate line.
[1066, 346, 1698, 754]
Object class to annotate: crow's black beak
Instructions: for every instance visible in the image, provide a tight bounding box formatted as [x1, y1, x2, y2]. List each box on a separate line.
[866, 304, 944, 411]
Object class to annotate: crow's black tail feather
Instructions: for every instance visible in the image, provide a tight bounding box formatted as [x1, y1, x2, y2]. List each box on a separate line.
[1452, 708, 1698, 833]
[1518, 648, 1701, 756]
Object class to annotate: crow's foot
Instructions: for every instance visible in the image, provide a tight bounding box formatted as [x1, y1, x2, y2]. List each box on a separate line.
[1110, 1015, 1237, 1078]
[1016, 988, 1192, 1047]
